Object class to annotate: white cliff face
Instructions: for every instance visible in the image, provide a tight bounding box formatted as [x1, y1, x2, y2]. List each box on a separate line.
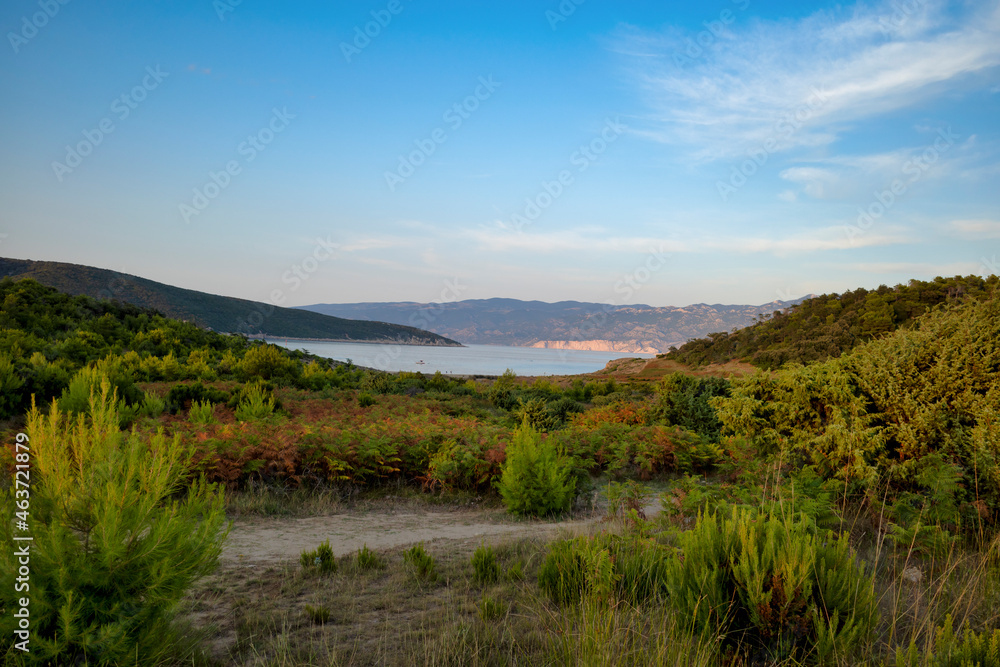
[528, 340, 664, 354]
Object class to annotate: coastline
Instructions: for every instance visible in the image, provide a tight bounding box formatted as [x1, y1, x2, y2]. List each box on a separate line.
[253, 335, 465, 348]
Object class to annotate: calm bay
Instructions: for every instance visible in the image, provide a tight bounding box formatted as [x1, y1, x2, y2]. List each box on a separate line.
[271, 340, 655, 376]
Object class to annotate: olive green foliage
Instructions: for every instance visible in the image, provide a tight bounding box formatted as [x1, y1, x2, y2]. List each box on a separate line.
[670, 275, 999, 369]
[57, 357, 143, 415]
[300, 540, 337, 574]
[234, 381, 276, 422]
[538, 533, 672, 607]
[665, 507, 877, 663]
[496, 422, 576, 516]
[538, 539, 587, 604]
[356, 544, 385, 571]
[714, 293, 1000, 525]
[359, 370, 393, 394]
[656, 373, 730, 440]
[471, 544, 500, 585]
[167, 382, 229, 414]
[0, 278, 367, 420]
[237, 343, 302, 383]
[0, 278, 251, 418]
[188, 400, 216, 425]
[304, 604, 331, 625]
[488, 368, 518, 410]
[403, 543, 437, 581]
[0, 384, 228, 665]
[0, 353, 24, 418]
[513, 396, 558, 431]
[478, 594, 508, 622]
[893, 614, 1000, 667]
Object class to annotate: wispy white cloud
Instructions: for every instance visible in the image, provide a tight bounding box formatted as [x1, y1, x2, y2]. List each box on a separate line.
[841, 260, 982, 275]
[949, 218, 1000, 238]
[618, 0, 1000, 161]
[466, 224, 912, 256]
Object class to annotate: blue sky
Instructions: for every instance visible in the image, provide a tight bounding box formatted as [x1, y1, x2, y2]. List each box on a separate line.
[1, 0, 998, 309]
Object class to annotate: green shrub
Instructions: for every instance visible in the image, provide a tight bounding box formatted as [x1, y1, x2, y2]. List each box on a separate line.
[656, 373, 731, 441]
[304, 604, 331, 625]
[404, 543, 437, 581]
[507, 561, 525, 581]
[538, 539, 587, 604]
[57, 357, 143, 415]
[237, 343, 300, 384]
[138, 392, 165, 418]
[300, 540, 337, 574]
[0, 383, 229, 664]
[234, 381, 276, 422]
[471, 544, 500, 585]
[188, 399, 216, 425]
[538, 534, 671, 607]
[713, 294, 1000, 525]
[0, 353, 25, 418]
[893, 614, 1000, 666]
[360, 370, 393, 394]
[167, 381, 229, 414]
[356, 544, 385, 571]
[513, 397, 558, 432]
[478, 594, 507, 622]
[547, 396, 585, 424]
[488, 368, 518, 410]
[496, 422, 576, 516]
[358, 391, 376, 408]
[664, 506, 877, 663]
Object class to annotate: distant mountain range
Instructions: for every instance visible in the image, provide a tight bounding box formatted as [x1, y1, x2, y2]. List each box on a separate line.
[299, 297, 810, 354]
[0, 258, 460, 346]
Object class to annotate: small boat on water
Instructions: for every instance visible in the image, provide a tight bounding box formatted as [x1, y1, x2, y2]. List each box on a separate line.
[415, 360, 426, 365]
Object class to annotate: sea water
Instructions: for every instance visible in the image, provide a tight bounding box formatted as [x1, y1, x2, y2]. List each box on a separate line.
[271, 340, 655, 376]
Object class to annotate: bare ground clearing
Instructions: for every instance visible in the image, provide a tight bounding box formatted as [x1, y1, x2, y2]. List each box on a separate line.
[222, 498, 663, 566]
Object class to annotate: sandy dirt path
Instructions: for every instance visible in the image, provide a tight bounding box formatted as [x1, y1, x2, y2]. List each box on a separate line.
[222, 500, 662, 566]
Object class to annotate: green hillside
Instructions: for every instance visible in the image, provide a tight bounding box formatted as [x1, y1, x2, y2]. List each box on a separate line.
[0, 258, 459, 346]
[667, 274, 999, 369]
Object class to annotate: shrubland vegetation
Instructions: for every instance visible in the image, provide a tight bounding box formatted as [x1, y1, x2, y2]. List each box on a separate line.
[1, 276, 999, 665]
[668, 275, 999, 369]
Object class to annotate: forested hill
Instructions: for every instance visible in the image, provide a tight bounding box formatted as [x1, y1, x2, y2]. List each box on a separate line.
[666, 275, 999, 369]
[0, 258, 459, 346]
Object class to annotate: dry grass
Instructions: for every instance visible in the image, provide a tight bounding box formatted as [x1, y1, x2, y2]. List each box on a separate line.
[180, 483, 1000, 666]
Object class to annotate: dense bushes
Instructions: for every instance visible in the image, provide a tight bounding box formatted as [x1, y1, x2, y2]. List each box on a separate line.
[539, 507, 878, 664]
[714, 293, 1000, 527]
[496, 423, 576, 516]
[669, 275, 999, 369]
[665, 507, 878, 663]
[655, 373, 730, 440]
[0, 384, 228, 664]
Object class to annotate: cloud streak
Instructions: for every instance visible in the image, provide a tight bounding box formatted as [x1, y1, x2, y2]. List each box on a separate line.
[620, 0, 1000, 161]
